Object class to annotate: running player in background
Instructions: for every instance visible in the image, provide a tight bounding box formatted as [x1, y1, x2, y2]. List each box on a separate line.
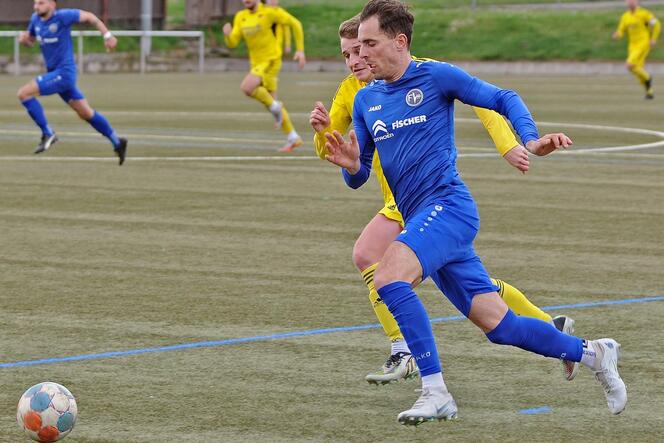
[613, 0, 660, 99]
[310, 14, 575, 385]
[224, 0, 306, 152]
[17, 0, 127, 165]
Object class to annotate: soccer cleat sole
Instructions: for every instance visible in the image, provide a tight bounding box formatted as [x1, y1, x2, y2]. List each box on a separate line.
[398, 412, 458, 426]
[365, 370, 420, 385]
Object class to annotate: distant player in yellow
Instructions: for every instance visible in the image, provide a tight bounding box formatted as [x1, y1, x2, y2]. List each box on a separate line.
[613, 0, 660, 99]
[264, 0, 292, 56]
[310, 15, 577, 384]
[223, 0, 306, 151]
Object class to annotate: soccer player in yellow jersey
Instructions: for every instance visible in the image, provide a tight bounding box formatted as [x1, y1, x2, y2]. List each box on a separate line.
[223, 0, 306, 151]
[613, 0, 660, 99]
[264, 0, 292, 55]
[310, 15, 577, 384]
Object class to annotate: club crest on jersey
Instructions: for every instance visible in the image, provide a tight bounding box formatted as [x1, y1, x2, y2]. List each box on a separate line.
[49, 23, 58, 33]
[372, 120, 388, 136]
[406, 89, 424, 107]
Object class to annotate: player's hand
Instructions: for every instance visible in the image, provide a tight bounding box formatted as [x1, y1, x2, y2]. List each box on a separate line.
[503, 145, 530, 174]
[104, 36, 118, 53]
[310, 102, 331, 133]
[18, 31, 33, 47]
[294, 51, 306, 70]
[284, 45, 292, 55]
[612, 32, 621, 40]
[651, 39, 656, 48]
[325, 130, 360, 174]
[526, 133, 572, 156]
[223, 23, 232, 36]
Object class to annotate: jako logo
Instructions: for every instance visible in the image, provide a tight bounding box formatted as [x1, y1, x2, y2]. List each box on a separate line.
[406, 88, 424, 107]
[415, 351, 431, 361]
[368, 105, 382, 112]
[372, 120, 388, 136]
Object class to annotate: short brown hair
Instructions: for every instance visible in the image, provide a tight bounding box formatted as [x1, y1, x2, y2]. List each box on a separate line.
[338, 14, 361, 39]
[360, 0, 414, 47]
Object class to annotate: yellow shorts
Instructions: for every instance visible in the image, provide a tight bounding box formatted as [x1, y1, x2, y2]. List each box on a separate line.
[378, 198, 404, 227]
[250, 58, 282, 92]
[627, 44, 650, 67]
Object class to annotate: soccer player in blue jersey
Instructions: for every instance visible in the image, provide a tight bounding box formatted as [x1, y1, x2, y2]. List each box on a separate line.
[17, 0, 127, 165]
[325, 0, 627, 425]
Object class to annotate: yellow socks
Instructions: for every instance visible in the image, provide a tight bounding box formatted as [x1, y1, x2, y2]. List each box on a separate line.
[280, 107, 295, 135]
[362, 263, 403, 342]
[249, 86, 274, 107]
[630, 65, 651, 86]
[493, 278, 552, 323]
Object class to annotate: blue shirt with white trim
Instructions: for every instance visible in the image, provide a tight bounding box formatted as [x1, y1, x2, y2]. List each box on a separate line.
[345, 60, 539, 220]
[28, 9, 81, 72]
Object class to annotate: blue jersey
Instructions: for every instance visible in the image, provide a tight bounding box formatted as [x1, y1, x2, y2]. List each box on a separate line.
[345, 60, 539, 220]
[28, 9, 81, 72]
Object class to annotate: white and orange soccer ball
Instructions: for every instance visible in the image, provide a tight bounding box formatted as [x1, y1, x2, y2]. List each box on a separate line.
[17, 382, 77, 442]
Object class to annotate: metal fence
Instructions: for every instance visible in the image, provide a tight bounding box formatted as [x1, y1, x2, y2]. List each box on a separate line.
[0, 30, 205, 75]
[0, 0, 167, 27]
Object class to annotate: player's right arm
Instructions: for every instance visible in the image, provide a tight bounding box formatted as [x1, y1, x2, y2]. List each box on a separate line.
[311, 84, 353, 160]
[20, 16, 37, 47]
[223, 13, 243, 49]
[646, 11, 661, 45]
[332, 94, 375, 188]
[613, 13, 627, 40]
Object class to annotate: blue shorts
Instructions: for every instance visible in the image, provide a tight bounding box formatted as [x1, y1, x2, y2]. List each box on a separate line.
[396, 189, 497, 317]
[36, 69, 85, 103]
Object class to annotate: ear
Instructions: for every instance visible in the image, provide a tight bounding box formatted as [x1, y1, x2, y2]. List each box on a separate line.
[394, 33, 409, 51]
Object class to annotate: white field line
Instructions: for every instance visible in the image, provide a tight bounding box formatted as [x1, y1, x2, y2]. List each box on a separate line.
[1, 120, 663, 162]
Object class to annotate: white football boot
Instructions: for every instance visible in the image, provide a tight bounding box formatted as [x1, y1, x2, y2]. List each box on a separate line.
[365, 352, 419, 385]
[553, 315, 580, 381]
[397, 387, 458, 426]
[591, 339, 627, 414]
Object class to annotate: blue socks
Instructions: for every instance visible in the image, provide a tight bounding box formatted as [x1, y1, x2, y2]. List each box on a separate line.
[486, 309, 584, 362]
[22, 98, 53, 137]
[377, 281, 441, 376]
[87, 111, 120, 148]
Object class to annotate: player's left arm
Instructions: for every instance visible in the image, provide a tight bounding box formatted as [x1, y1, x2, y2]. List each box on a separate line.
[270, 8, 305, 69]
[435, 63, 572, 156]
[647, 12, 661, 46]
[78, 10, 117, 52]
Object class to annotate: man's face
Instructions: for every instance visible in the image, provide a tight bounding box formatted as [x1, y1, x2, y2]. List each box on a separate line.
[625, 0, 638, 8]
[243, 0, 259, 10]
[341, 37, 373, 83]
[358, 16, 402, 80]
[34, 0, 55, 18]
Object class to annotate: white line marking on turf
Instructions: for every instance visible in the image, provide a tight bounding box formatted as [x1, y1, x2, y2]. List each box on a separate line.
[1, 120, 663, 162]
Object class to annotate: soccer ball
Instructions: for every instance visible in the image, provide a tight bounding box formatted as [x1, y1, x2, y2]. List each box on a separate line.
[17, 382, 77, 442]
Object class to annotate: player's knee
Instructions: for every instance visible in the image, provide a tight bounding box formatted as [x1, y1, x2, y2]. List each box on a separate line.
[485, 310, 523, 346]
[626, 63, 636, 72]
[241, 84, 255, 96]
[352, 243, 376, 271]
[77, 109, 93, 120]
[373, 267, 396, 291]
[17, 88, 30, 101]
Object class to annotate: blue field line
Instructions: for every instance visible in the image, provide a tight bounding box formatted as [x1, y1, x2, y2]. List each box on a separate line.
[519, 406, 553, 415]
[1, 295, 663, 369]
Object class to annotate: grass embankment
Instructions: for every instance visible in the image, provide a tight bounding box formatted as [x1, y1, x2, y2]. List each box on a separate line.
[2, 2, 663, 61]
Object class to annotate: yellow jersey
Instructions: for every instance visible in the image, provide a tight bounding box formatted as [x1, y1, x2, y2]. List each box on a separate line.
[616, 7, 661, 47]
[313, 71, 519, 208]
[224, 3, 304, 65]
